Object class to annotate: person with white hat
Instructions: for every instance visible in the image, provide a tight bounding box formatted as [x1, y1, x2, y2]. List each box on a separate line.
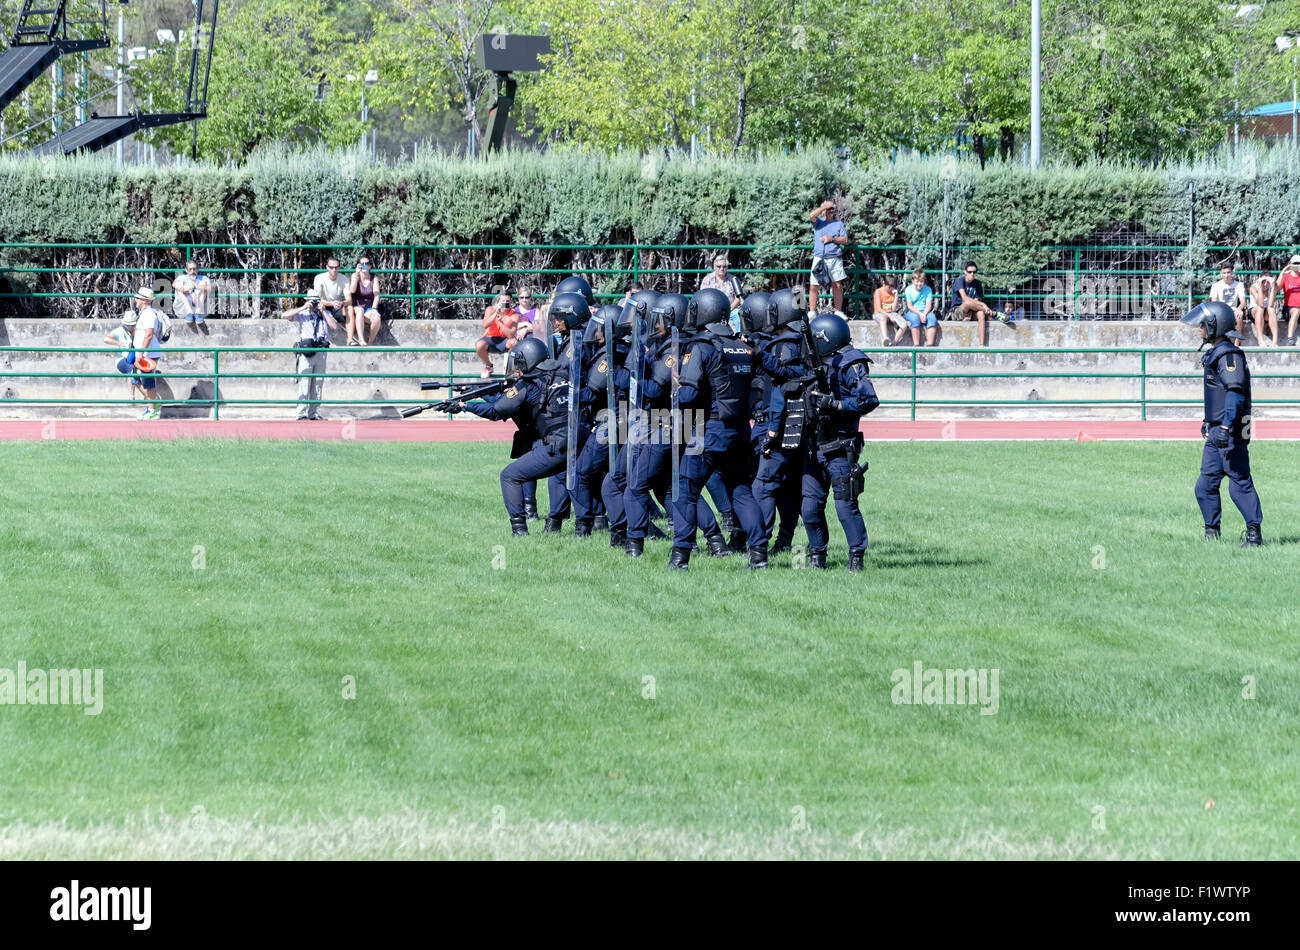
[131, 287, 165, 419]
[103, 308, 149, 409]
[283, 289, 339, 420]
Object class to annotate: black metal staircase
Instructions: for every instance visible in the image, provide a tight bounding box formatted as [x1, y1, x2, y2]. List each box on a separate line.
[0, 1, 109, 113]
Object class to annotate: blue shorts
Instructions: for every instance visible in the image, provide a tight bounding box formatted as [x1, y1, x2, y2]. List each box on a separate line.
[906, 311, 937, 328]
[117, 355, 158, 389]
[479, 336, 510, 353]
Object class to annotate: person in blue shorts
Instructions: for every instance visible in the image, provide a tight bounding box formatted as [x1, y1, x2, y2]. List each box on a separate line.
[903, 268, 936, 346]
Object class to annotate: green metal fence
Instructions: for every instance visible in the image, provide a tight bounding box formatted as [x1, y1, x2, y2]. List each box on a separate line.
[3, 344, 1300, 422]
[2, 241, 1297, 322]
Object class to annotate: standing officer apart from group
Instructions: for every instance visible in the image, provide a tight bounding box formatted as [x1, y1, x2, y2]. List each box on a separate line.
[1180, 300, 1262, 546]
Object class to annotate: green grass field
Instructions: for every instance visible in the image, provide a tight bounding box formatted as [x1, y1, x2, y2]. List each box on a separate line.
[1, 438, 1298, 860]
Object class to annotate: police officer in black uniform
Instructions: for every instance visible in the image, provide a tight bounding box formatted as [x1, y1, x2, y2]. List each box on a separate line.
[542, 278, 597, 531]
[669, 288, 801, 571]
[802, 313, 879, 571]
[569, 303, 627, 537]
[445, 336, 563, 535]
[1180, 300, 1263, 546]
[748, 288, 812, 568]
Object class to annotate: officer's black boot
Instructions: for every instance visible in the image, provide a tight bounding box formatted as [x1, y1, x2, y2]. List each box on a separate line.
[593, 514, 609, 532]
[523, 500, 539, 521]
[808, 551, 828, 570]
[610, 526, 627, 549]
[1241, 523, 1263, 548]
[1204, 524, 1221, 540]
[728, 529, 748, 553]
[510, 516, 529, 537]
[625, 537, 644, 558]
[574, 518, 594, 538]
[544, 516, 565, 533]
[668, 547, 691, 571]
[847, 551, 865, 573]
[646, 522, 668, 541]
[748, 543, 769, 570]
[705, 531, 731, 557]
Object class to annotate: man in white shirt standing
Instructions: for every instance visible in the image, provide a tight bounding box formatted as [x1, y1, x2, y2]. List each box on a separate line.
[132, 287, 165, 419]
[1209, 265, 1247, 333]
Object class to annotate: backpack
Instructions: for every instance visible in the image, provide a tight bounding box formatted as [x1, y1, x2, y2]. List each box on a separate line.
[153, 308, 172, 342]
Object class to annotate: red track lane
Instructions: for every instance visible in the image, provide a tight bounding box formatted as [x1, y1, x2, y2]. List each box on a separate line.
[4, 418, 1300, 441]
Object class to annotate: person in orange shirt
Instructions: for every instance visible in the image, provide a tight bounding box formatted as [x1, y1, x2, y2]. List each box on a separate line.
[476, 292, 520, 378]
[873, 274, 907, 346]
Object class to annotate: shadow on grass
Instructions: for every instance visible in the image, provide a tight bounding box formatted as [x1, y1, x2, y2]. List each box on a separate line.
[1267, 536, 1300, 546]
[867, 541, 990, 569]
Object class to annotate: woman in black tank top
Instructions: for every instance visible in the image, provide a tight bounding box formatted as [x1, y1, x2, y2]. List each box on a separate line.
[349, 256, 383, 345]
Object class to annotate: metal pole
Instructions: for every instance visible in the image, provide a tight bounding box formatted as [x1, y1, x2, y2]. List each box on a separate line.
[1292, 56, 1296, 148]
[116, 4, 125, 165]
[1030, 0, 1041, 167]
[690, 87, 697, 161]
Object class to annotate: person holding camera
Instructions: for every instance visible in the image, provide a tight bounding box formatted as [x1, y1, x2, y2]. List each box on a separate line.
[284, 289, 338, 420]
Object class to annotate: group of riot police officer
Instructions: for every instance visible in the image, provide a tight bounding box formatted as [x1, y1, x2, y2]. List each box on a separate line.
[445, 275, 882, 570]
[444, 281, 1269, 567]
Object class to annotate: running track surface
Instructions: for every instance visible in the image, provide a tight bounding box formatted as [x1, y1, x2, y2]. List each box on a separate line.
[4, 419, 1300, 441]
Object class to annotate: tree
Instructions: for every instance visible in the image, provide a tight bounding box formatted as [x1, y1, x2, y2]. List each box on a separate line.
[131, 0, 364, 160]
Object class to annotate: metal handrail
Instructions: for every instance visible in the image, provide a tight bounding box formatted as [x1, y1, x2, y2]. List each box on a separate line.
[0, 344, 1297, 422]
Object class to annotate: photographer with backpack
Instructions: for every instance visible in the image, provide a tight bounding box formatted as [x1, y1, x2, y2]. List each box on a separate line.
[284, 290, 339, 421]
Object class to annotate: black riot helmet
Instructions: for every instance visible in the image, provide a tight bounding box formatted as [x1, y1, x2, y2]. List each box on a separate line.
[767, 288, 808, 329]
[506, 336, 550, 375]
[628, 288, 660, 317]
[647, 292, 689, 342]
[583, 304, 623, 346]
[550, 291, 591, 332]
[1180, 300, 1243, 343]
[555, 275, 596, 307]
[686, 287, 731, 332]
[808, 313, 851, 357]
[740, 291, 772, 334]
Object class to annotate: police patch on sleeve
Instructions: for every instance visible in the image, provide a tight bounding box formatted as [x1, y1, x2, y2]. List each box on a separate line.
[597, 359, 608, 374]
[505, 387, 517, 398]
[664, 355, 676, 368]
[682, 353, 692, 365]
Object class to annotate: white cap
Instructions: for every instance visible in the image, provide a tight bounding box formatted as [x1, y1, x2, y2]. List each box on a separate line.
[121, 309, 138, 326]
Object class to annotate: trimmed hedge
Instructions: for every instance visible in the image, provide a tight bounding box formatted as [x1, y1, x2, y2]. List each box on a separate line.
[1, 145, 1298, 318]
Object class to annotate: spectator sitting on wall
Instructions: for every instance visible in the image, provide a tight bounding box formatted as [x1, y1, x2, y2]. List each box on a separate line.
[172, 259, 212, 329]
[700, 255, 743, 313]
[476, 292, 519, 378]
[313, 256, 351, 342]
[1250, 265, 1279, 348]
[348, 255, 383, 346]
[873, 274, 907, 347]
[903, 268, 937, 347]
[1209, 264, 1247, 334]
[515, 288, 540, 340]
[948, 261, 1006, 346]
[999, 298, 1023, 328]
[1281, 255, 1300, 345]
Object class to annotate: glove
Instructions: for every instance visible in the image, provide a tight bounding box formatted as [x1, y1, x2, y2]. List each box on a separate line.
[813, 391, 838, 414]
[446, 401, 465, 415]
[1209, 426, 1230, 448]
[759, 430, 777, 455]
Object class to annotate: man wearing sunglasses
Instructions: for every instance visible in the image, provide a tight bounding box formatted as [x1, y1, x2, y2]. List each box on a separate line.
[949, 261, 1008, 347]
[313, 256, 350, 341]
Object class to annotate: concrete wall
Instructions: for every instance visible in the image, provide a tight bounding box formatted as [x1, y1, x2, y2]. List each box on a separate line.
[1, 317, 1297, 420]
